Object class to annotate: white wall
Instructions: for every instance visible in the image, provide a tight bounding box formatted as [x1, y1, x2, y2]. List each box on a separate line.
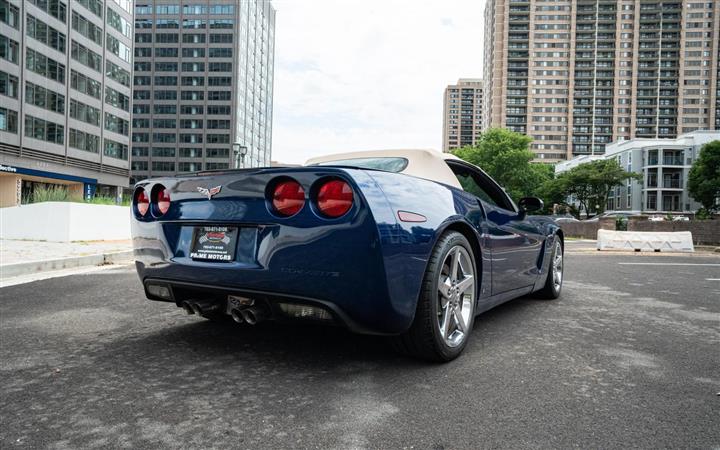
[0, 202, 130, 242]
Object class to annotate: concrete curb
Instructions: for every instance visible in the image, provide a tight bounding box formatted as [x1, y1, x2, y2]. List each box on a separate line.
[0, 251, 134, 280]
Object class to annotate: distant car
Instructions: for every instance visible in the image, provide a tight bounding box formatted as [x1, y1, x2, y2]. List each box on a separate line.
[552, 216, 580, 223]
[648, 215, 665, 222]
[131, 149, 564, 361]
[672, 215, 689, 221]
[584, 212, 635, 222]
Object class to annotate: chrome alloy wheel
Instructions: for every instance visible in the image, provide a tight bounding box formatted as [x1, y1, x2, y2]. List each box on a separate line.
[437, 245, 475, 348]
[552, 241, 563, 291]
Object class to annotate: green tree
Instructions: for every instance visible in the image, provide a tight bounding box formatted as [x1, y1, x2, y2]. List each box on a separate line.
[452, 128, 552, 202]
[687, 140, 720, 212]
[546, 159, 642, 218]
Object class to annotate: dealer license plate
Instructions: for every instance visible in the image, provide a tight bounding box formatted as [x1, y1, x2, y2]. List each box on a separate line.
[190, 226, 238, 262]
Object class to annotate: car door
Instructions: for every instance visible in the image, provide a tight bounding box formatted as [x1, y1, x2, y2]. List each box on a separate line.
[446, 161, 544, 295]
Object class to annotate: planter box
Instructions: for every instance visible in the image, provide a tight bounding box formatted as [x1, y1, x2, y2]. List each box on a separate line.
[1, 202, 130, 242]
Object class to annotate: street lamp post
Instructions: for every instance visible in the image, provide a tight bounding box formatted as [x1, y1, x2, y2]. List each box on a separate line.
[232, 143, 247, 169]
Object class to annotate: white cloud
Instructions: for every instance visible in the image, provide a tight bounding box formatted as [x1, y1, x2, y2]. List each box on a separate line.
[270, 0, 486, 164]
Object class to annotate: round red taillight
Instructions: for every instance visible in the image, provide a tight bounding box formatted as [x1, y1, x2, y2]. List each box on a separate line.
[272, 180, 305, 216]
[135, 188, 149, 217]
[317, 180, 353, 218]
[157, 188, 171, 215]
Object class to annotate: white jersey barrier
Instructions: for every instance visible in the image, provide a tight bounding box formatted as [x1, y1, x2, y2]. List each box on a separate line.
[597, 229, 694, 253]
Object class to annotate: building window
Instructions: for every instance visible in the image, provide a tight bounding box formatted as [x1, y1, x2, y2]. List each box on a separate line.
[153, 104, 176, 114]
[155, 62, 178, 72]
[70, 70, 101, 99]
[105, 86, 129, 112]
[209, 62, 232, 72]
[206, 134, 229, 144]
[155, 4, 179, 14]
[71, 11, 102, 45]
[0, 0, 20, 29]
[69, 128, 100, 153]
[26, 48, 66, 83]
[71, 40, 102, 72]
[179, 148, 202, 157]
[106, 60, 131, 87]
[154, 76, 177, 86]
[135, 33, 152, 43]
[154, 90, 177, 101]
[152, 161, 175, 172]
[182, 76, 204, 86]
[28, 0, 66, 23]
[209, 19, 233, 29]
[181, 91, 204, 101]
[0, 107, 18, 133]
[69, 99, 100, 126]
[104, 113, 129, 136]
[0, 71, 18, 98]
[153, 119, 176, 129]
[182, 34, 206, 44]
[206, 148, 229, 158]
[208, 77, 231, 86]
[104, 138, 128, 160]
[180, 105, 203, 115]
[26, 81, 65, 114]
[209, 48, 232, 58]
[131, 161, 148, 171]
[0, 35, 19, 64]
[151, 147, 175, 157]
[155, 48, 178, 58]
[179, 162, 203, 172]
[208, 91, 231, 101]
[152, 133, 176, 143]
[209, 33, 232, 43]
[155, 33, 178, 43]
[24, 114, 64, 144]
[179, 133, 203, 143]
[107, 7, 132, 38]
[27, 15, 67, 52]
[76, 0, 102, 18]
[205, 162, 229, 170]
[106, 34, 131, 63]
[182, 48, 205, 58]
[181, 62, 204, 72]
[131, 146, 148, 157]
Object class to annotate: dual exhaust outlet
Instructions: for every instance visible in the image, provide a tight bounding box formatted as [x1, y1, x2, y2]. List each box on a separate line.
[179, 300, 268, 325]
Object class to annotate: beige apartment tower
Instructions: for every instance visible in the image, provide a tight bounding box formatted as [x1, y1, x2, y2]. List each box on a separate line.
[483, 0, 720, 162]
[443, 79, 483, 152]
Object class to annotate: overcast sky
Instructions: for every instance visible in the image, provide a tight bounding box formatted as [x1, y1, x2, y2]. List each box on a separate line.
[270, 0, 486, 164]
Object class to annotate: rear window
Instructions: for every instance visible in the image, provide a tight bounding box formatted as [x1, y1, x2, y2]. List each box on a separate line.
[314, 157, 408, 173]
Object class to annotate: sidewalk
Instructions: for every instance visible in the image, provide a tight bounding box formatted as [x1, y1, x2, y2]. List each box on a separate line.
[0, 239, 134, 281]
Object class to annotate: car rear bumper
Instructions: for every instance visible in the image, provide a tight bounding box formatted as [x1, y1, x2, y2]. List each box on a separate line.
[141, 275, 391, 335]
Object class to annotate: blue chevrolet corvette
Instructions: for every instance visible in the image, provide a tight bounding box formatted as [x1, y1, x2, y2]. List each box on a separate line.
[132, 149, 563, 361]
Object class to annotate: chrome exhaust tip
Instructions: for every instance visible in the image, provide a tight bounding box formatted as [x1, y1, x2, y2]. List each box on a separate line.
[191, 303, 203, 316]
[180, 301, 194, 315]
[230, 309, 245, 324]
[240, 306, 267, 325]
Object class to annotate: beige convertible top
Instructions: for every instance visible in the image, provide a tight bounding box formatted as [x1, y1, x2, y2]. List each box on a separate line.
[305, 149, 463, 189]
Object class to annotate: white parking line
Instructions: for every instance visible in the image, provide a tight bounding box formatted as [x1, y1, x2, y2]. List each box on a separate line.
[618, 263, 720, 266]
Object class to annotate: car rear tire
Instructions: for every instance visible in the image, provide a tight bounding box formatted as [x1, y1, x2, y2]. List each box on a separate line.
[535, 237, 563, 300]
[392, 231, 477, 362]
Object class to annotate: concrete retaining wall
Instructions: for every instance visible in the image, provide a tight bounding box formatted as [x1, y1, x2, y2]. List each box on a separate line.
[627, 219, 720, 245]
[1, 202, 130, 242]
[559, 218, 616, 239]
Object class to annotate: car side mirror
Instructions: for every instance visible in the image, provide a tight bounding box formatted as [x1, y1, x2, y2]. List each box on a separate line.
[518, 197, 544, 213]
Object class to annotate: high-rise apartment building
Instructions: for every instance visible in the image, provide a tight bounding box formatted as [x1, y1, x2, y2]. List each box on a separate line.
[442, 78, 483, 152]
[130, 1, 275, 183]
[0, 0, 133, 207]
[483, 0, 720, 162]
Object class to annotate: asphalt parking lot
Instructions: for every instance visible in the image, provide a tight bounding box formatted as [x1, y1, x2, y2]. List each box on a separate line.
[1, 242, 719, 449]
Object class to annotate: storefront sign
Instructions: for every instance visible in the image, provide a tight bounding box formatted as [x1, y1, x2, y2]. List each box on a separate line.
[1, 164, 18, 173]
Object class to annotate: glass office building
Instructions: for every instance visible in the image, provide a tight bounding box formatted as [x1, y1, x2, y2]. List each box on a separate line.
[0, 0, 133, 206]
[130, 1, 275, 183]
